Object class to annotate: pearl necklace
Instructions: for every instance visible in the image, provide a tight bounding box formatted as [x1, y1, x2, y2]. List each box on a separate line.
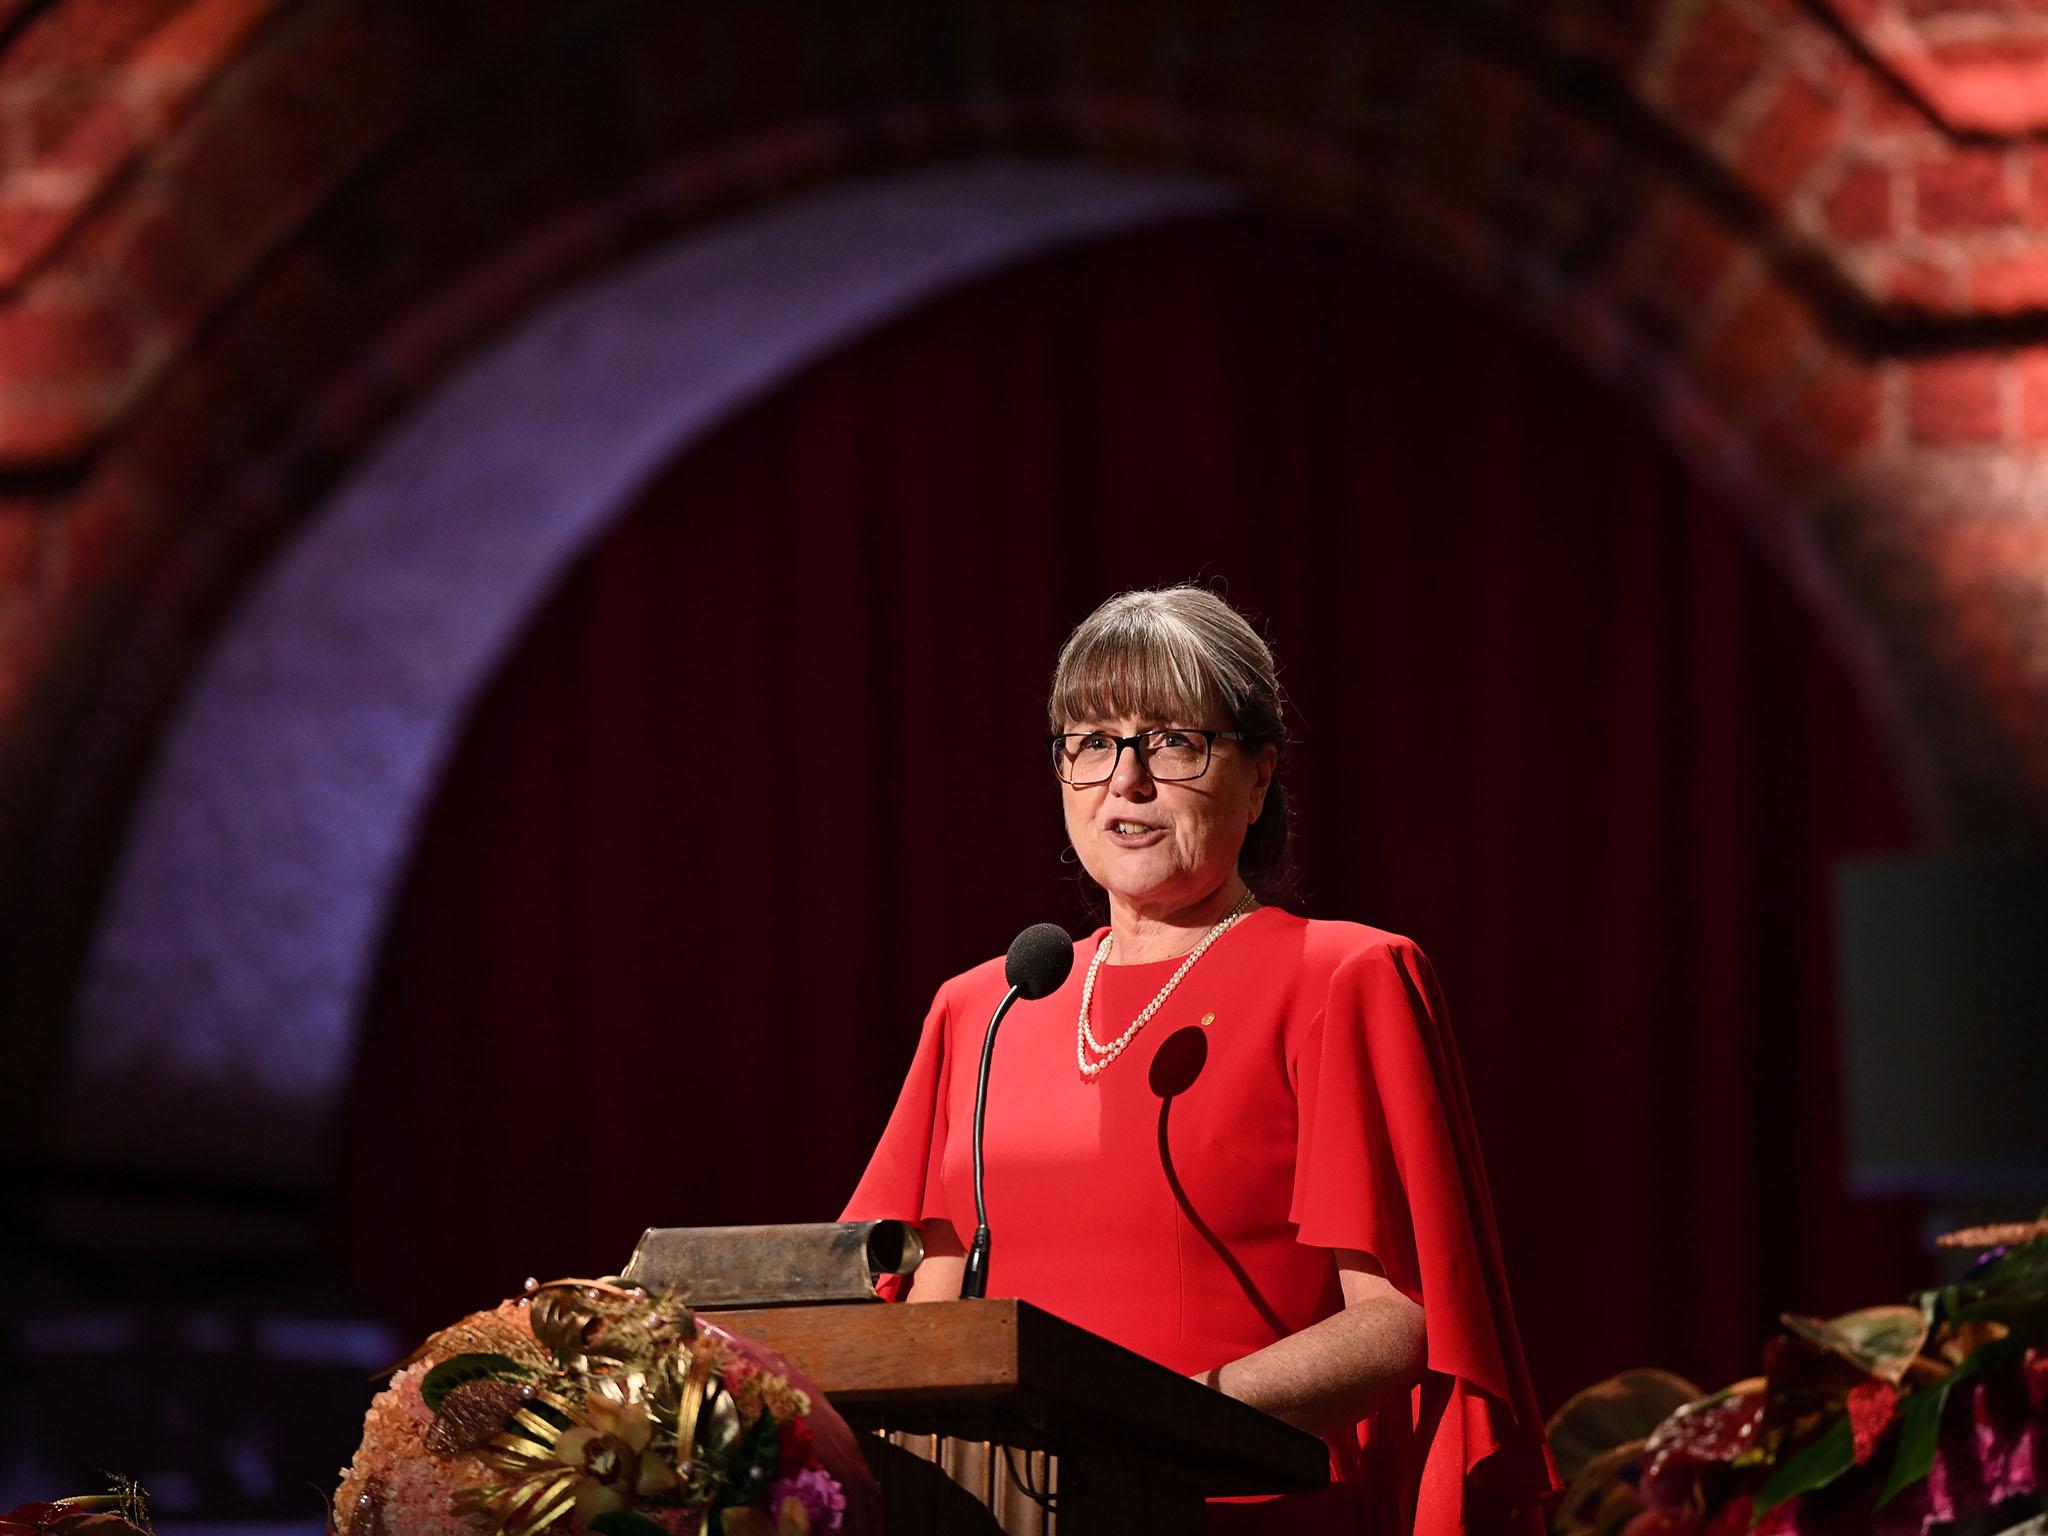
[1077, 889, 1257, 1078]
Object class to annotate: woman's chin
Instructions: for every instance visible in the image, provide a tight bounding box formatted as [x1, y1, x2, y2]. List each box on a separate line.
[1094, 860, 1197, 912]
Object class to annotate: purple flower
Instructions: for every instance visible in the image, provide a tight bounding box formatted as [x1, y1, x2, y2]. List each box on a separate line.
[1924, 1378, 2045, 1521]
[767, 1467, 845, 1534]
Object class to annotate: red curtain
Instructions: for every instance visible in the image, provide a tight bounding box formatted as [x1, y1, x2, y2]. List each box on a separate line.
[332, 214, 1922, 1407]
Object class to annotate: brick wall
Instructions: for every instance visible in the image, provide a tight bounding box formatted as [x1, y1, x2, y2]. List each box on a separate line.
[3, 0, 2046, 1070]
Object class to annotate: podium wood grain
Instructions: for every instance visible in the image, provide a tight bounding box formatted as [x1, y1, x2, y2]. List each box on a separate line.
[700, 1300, 1328, 1534]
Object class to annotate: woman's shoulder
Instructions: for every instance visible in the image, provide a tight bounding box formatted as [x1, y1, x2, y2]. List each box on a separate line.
[933, 924, 1111, 1003]
[932, 951, 1014, 1008]
[1253, 914, 1448, 1065]
[1256, 907, 1429, 972]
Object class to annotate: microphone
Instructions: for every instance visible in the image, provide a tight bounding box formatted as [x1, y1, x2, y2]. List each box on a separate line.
[1005, 922, 1077, 1001]
[960, 923, 1074, 1299]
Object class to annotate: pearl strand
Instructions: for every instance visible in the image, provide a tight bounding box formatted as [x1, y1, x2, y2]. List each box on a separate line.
[1076, 889, 1256, 1078]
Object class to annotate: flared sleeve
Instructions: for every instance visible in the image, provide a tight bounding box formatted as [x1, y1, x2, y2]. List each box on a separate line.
[1289, 938, 1560, 1533]
[839, 982, 960, 1299]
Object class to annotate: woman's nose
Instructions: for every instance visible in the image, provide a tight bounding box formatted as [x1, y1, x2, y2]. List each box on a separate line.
[1107, 740, 1155, 796]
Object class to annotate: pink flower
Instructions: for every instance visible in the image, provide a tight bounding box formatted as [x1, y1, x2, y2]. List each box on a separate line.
[766, 1468, 845, 1535]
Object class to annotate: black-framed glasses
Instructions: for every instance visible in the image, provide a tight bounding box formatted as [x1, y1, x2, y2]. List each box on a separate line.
[1047, 728, 1251, 785]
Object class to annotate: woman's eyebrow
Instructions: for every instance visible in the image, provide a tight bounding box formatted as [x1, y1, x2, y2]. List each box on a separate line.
[1072, 723, 1208, 740]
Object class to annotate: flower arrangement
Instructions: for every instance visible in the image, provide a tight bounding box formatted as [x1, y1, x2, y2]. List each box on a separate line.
[0, 1483, 152, 1536]
[1551, 1219, 2048, 1535]
[333, 1278, 876, 1536]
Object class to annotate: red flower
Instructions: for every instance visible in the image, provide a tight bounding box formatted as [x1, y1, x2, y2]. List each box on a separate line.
[1754, 1499, 1800, 1536]
[0, 1503, 140, 1536]
[1847, 1379, 1900, 1466]
[778, 1414, 817, 1476]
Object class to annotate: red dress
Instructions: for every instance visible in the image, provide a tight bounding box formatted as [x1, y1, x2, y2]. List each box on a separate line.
[841, 908, 1558, 1533]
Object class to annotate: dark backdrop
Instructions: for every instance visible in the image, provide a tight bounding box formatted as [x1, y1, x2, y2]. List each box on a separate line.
[333, 214, 1922, 1407]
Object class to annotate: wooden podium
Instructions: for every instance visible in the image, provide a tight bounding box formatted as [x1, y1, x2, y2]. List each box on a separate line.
[700, 1299, 1330, 1535]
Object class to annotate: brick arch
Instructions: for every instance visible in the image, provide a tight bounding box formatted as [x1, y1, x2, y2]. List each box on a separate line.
[65, 163, 1235, 1179]
[8, 0, 2048, 1130]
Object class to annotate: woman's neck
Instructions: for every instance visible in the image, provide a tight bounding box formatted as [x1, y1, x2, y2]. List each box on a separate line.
[1105, 878, 1254, 964]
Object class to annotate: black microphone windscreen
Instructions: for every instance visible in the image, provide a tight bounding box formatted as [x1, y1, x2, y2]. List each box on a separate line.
[1004, 923, 1074, 1000]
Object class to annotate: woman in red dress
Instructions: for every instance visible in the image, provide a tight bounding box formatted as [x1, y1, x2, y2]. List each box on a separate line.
[842, 587, 1558, 1533]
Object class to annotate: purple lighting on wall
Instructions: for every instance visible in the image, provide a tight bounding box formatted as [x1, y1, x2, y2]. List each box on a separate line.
[65, 164, 1236, 1184]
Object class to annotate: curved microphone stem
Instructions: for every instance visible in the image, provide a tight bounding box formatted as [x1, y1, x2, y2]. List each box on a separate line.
[960, 981, 1023, 1300]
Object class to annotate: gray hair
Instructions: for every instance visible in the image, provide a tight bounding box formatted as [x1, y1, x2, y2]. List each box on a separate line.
[1047, 586, 1291, 886]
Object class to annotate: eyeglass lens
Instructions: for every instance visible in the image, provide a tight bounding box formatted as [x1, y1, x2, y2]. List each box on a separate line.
[1054, 730, 1211, 784]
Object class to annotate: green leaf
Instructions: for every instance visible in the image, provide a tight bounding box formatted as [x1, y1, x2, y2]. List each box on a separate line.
[1876, 1339, 2020, 1509]
[1939, 1239, 2048, 1330]
[714, 1411, 784, 1507]
[420, 1352, 532, 1414]
[1755, 1416, 1855, 1516]
[1876, 1384, 1946, 1510]
[588, 1514, 671, 1536]
[1956, 1240, 2048, 1295]
[1951, 1295, 2048, 1329]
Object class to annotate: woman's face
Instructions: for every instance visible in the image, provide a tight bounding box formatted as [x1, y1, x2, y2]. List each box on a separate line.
[1058, 711, 1277, 919]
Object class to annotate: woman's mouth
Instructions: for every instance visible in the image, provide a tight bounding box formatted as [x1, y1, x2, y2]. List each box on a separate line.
[1106, 820, 1166, 846]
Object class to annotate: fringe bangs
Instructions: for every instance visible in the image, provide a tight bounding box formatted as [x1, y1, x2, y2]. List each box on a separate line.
[1049, 606, 1238, 729]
